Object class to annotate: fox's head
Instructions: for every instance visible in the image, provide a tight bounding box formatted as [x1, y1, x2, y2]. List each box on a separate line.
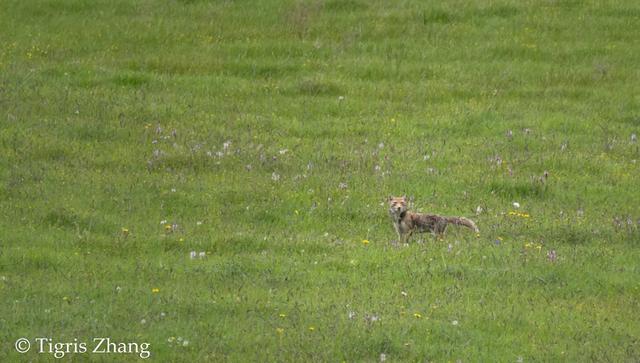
[388, 196, 408, 215]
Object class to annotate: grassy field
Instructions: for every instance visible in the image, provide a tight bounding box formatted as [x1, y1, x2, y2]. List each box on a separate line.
[1, 0, 640, 361]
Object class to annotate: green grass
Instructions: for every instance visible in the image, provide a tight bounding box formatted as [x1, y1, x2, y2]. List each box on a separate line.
[1, 0, 640, 361]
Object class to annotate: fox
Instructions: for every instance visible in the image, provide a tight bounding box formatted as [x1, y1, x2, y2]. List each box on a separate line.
[388, 196, 479, 243]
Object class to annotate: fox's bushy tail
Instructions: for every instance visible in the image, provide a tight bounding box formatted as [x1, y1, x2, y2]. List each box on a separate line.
[446, 217, 479, 233]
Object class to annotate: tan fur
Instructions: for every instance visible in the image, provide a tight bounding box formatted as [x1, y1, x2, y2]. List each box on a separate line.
[388, 196, 479, 243]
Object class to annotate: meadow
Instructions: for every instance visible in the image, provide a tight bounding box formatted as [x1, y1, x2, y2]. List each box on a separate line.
[1, 0, 639, 361]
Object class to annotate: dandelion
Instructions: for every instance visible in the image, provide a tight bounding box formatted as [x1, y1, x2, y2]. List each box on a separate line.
[547, 249, 557, 262]
[513, 202, 520, 209]
[401, 291, 408, 297]
[508, 211, 531, 218]
[152, 288, 160, 293]
[196, 221, 203, 226]
[164, 224, 173, 233]
[362, 239, 370, 245]
[182, 340, 189, 347]
[140, 319, 147, 325]
[271, 172, 280, 181]
[365, 314, 380, 323]
[379, 353, 387, 362]
[279, 313, 286, 318]
[276, 328, 284, 335]
[452, 320, 459, 326]
[338, 96, 345, 101]
[308, 326, 316, 331]
[121, 227, 129, 237]
[413, 313, 422, 319]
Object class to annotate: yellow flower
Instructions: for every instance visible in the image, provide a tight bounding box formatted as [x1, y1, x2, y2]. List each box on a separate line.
[276, 328, 284, 334]
[121, 227, 129, 234]
[308, 326, 315, 331]
[362, 239, 370, 245]
[413, 313, 422, 319]
[279, 313, 286, 318]
[152, 288, 160, 293]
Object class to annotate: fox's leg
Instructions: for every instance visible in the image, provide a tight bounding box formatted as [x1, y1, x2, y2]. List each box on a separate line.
[403, 230, 414, 244]
[435, 221, 447, 240]
[393, 224, 402, 242]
